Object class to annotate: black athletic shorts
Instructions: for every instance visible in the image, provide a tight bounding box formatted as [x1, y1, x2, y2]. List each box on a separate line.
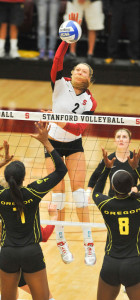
[0, 244, 45, 273]
[0, 2, 24, 26]
[100, 255, 140, 288]
[45, 138, 84, 158]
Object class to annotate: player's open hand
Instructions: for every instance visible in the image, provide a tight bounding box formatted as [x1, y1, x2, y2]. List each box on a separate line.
[0, 141, 14, 168]
[128, 150, 140, 170]
[31, 121, 50, 145]
[69, 13, 82, 25]
[102, 148, 116, 168]
[3, 141, 14, 163]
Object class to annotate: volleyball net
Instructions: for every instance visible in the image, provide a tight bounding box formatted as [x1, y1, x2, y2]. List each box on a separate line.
[0, 110, 140, 229]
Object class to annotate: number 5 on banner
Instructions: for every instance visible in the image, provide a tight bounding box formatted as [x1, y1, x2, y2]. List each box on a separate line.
[118, 217, 129, 235]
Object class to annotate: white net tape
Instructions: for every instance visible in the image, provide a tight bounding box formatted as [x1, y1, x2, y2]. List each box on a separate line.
[0, 110, 140, 126]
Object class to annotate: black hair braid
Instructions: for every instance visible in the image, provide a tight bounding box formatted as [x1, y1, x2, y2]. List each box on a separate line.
[4, 160, 25, 217]
[8, 176, 24, 216]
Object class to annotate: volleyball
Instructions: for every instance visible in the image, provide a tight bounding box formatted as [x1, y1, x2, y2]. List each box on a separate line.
[59, 20, 82, 44]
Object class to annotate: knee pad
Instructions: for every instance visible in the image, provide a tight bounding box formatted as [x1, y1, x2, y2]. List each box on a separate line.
[52, 193, 66, 210]
[72, 189, 88, 208]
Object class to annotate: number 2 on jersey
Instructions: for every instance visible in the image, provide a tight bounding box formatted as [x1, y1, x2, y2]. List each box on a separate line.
[72, 103, 80, 114]
[118, 217, 129, 235]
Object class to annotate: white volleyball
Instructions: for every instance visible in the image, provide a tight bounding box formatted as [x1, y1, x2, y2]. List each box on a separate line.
[59, 20, 82, 44]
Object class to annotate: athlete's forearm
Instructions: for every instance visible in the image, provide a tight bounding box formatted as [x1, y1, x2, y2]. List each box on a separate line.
[63, 122, 88, 136]
[44, 141, 54, 153]
[42, 149, 67, 189]
[28, 150, 67, 193]
[88, 161, 105, 188]
[51, 41, 69, 83]
[49, 149, 67, 173]
[93, 167, 110, 195]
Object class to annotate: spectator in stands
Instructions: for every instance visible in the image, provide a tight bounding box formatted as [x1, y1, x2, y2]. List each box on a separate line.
[104, 0, 139, 65]
[0, 0, 25, 58]
[35, 0, 60, 60]
[64, 0, 104, 58]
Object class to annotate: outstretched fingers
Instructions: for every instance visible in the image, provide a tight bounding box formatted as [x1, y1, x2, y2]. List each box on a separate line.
[3, 140, 14, 162]
[30, 121, 50, 146]
[69, 12, 82, 25]
[102, 147, 116, 168]
[102, 147, 108, 163]
[102, 147, 107, 158]
[0, 141, 14, 167]
[30, 122, 41, 139]
[128, 150, 140, 169]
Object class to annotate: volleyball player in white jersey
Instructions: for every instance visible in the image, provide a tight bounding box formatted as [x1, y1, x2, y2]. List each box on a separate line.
[44, 13, 97, 266]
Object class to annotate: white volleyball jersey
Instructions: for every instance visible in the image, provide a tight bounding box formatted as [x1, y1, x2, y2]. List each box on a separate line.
[49, 41, 97, 142]
[49, 77, 95, 142]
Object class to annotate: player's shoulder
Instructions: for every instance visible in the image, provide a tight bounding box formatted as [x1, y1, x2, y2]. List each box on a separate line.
[86, 89, 95, 101]
[63, 77, 72, 87]
[86, 89, 97, 108]
[54, 76, 71, 89]
[95, 192, 109, 200]
[64, 77, 71, 82]
[94, 192, 110, 206]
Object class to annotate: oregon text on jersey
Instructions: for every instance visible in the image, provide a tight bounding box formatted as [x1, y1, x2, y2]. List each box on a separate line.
[104, 207, 140, 215]
[0, 198, 33, 206]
